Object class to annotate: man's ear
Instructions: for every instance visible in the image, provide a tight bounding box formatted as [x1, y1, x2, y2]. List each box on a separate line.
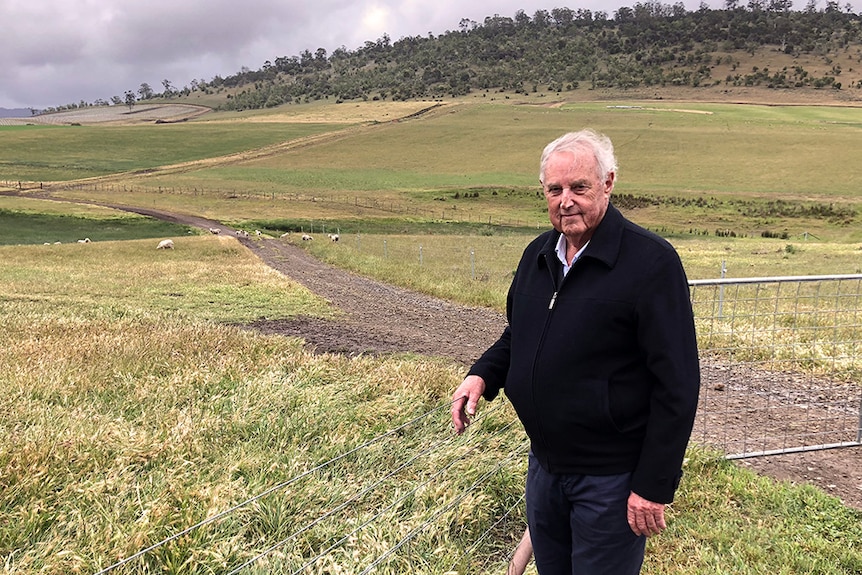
[604, 171, 616, 193]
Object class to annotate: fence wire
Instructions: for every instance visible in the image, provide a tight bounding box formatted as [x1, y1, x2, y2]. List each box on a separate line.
[94, 399, 527, 575]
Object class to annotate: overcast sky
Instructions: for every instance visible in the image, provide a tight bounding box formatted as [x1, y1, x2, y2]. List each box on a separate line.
[2, 0, 860, 110]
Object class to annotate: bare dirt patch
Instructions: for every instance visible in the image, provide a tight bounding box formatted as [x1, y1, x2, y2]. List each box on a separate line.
[0, 104, 211, 126]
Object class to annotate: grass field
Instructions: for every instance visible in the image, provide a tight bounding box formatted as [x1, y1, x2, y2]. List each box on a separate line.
[0, 122, 339, 181]
[1, 95, 862, 573]
[0, 197, 196, 245]
[12, 98, 860, 243]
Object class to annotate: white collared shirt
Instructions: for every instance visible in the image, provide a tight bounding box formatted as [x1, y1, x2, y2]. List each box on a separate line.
[555, 234, 589, 276]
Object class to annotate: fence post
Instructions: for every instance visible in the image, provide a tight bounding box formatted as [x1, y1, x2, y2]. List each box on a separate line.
[718, 260, 727, 318]
[419, 245, 423, 267]
[384, 239, 388, 259]
[471, 249, 475, 280]
[857, 396, 862, 443]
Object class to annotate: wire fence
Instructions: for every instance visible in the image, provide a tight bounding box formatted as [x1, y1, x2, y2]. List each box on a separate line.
[42, 182, 548, 229]
[691, 273, 862, 459]
[92, 400, 529, 575]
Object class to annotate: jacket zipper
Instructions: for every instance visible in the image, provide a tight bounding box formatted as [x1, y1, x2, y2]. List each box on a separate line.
[530, 253, 562, 463]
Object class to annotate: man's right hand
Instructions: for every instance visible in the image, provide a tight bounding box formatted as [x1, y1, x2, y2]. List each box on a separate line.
[451, 375, 486, 434]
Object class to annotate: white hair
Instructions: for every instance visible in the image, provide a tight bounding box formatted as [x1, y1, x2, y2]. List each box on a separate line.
[539, 129, 618, 185]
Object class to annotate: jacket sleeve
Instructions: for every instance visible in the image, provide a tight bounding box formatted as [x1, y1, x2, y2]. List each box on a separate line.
[631, 250, 701, 504]
[468, 325, 511, 401]
[467, 257, 522, 401]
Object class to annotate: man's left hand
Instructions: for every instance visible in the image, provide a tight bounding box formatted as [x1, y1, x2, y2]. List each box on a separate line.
[626, 492, 667, 537]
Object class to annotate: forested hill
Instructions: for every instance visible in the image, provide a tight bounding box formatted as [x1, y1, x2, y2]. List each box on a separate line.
[46, 2, 862, 113]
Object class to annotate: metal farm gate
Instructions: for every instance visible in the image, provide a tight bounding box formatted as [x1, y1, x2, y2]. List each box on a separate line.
[689, 274, 862, 460]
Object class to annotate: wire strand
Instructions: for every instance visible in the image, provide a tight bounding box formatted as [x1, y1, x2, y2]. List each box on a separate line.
[93, 400, 455, 574]
[227, 403, 516, 574]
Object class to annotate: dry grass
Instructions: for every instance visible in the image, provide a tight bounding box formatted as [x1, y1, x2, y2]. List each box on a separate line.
[0, 236, 333, 323]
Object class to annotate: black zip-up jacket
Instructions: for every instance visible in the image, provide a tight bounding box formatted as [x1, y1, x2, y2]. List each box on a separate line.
[468, 204, 700, 504]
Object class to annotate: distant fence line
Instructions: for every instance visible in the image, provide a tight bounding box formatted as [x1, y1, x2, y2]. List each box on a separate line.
[3, 181, 830, 240]
[44, 181, 546, 229]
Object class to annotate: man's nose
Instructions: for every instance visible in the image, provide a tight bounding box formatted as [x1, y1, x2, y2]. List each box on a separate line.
[559, 189, 576, 207]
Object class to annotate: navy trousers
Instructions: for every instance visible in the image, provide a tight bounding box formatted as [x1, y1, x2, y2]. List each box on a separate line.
[526, 453, 646, 575]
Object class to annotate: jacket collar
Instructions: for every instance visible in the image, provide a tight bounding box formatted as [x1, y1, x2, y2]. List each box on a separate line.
[538, 203, 624, 270]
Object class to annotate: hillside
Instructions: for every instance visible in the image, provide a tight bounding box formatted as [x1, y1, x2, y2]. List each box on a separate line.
[37, 4, 862, 116]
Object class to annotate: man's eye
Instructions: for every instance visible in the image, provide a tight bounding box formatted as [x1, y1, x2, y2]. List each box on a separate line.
[547, 187, 562, 195]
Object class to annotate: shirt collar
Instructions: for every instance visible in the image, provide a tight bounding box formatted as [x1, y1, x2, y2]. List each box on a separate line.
[555, 234, 589, 275]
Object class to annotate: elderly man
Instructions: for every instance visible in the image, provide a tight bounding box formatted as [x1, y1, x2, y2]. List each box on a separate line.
[452, 130, 700, 575]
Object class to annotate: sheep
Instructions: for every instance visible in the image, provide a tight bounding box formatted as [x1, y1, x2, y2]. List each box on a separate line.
[301, 234, 313, 241]
[209, 227, 221, 234]
[156, 239, 174, 250]
[328, 233, 340, 242]
[280, 232, 290, 238]
[255, 230, 262, 236]
[77, 238, 91, 243]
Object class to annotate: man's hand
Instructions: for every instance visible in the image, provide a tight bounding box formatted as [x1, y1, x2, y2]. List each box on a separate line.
[627, 492, 667, 537]
[451, 375, 486, 434]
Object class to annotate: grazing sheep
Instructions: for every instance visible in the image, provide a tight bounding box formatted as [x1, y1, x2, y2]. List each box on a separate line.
[301, 234, 313, 241]
[255, 230, 262, 236]
[328, 233, 340, 242]
[156, 239, 174, 250]
[77, 238, 91, 243]
[280, 232, 290, 238]
[209, 227, 221, 234]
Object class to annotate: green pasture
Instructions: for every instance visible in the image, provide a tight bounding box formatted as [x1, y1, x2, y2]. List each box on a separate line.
[211, 100, 862, 200]
[0, 196, 196, 245]
[23, 99, 859, 242]
[0, 121, 339, 181]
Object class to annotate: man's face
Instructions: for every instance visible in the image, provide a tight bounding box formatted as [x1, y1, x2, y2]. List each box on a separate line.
[542, 149, 614, 249]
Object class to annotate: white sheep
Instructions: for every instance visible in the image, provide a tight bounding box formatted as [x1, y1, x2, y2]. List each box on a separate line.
[280, 232, 290, 238]
[156, 239, 174, 250]
[328, 233, 340, 242]
[255, 230, 262, 236]
[301, 234, 313, 241]
[77, 238, 91, 243]
[209, 227, 221, 234]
